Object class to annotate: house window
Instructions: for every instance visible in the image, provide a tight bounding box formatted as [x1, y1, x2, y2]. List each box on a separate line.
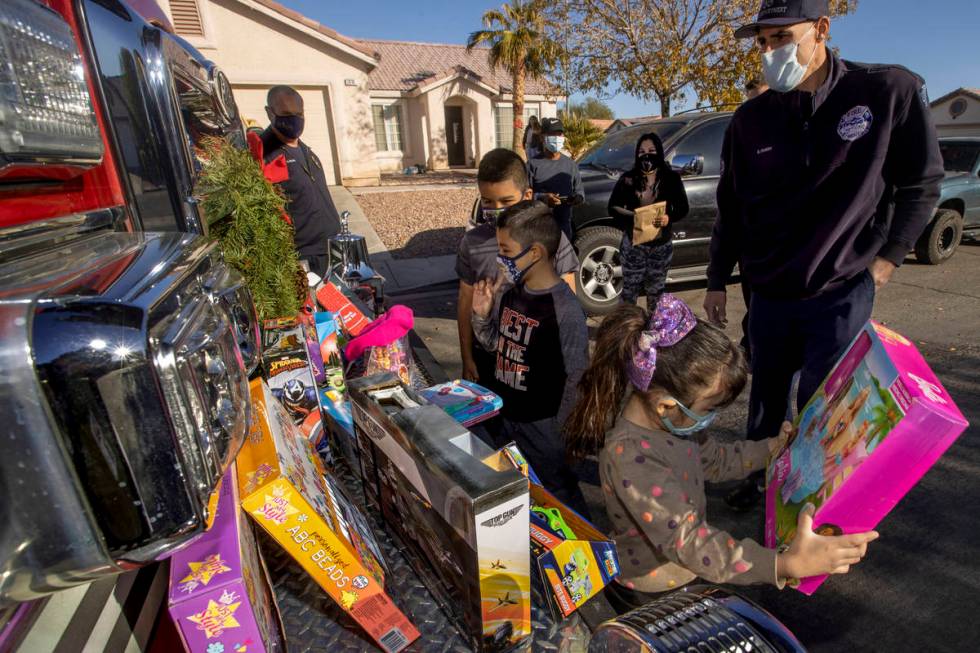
[170, 0, 205, 37]
[494, 105, 539, 149]
[372, 104, 404, 152]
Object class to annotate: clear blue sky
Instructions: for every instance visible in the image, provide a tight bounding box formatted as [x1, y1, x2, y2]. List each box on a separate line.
[283, 0, 978, 117]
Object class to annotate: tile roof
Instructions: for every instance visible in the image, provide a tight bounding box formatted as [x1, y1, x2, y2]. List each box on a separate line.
[358, 39, 560, 96]
[588, 119, 615, 131]
[248, 0, 379, 60]
[929, 87, 980, 107]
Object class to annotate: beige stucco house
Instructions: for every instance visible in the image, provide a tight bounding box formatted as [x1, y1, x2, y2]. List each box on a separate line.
[930, 88, 980, 138]
[159, 0, 563, 185]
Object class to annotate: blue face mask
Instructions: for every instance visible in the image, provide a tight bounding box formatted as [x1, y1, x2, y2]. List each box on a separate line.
[497, 245, 537, 286]
[661, 397, 718, 437]
[544, 135, 565, 153]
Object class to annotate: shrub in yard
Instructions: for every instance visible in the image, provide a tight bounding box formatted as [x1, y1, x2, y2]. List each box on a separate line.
[563, 112, 605, 159]
[196, 137, 304, 320]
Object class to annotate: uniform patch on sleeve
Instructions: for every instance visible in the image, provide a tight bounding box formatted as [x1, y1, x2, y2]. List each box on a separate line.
[838, 106, 873, 142]
[919, 84, 929, 107]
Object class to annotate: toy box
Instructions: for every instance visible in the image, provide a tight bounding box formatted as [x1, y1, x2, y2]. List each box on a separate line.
[766, 321, 969, 594]
[314, 311, 356, 441]
[262, 316, 306, 358]
[493, 445, 621, 620]
[420, 380, 503, 428]
[315, 280, 371, 337]
[237, 379, 418, 652]
[348, 373, 532, 653]
[265, 353, 324, 449]
[167, 464, 286, 653]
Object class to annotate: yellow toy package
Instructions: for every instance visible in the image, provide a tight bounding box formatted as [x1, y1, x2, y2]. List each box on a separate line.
[237, 379, 419, 652]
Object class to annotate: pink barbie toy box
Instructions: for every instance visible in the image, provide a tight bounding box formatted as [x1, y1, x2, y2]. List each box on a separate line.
[167, 464, 285, 653]
[766, 322, 968, 594]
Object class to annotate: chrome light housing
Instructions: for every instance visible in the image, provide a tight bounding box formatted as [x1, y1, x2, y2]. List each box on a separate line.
[0, 0, 103, 170]
[0, 229, 253, 604]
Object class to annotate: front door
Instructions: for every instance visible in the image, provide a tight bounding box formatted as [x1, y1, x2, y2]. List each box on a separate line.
[445, 106, 465, 166]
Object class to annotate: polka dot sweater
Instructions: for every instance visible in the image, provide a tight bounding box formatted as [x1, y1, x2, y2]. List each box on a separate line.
[599, 417, 783, 593]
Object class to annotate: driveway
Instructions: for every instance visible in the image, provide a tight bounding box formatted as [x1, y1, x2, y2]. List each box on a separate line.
[396, 241, 980, 652]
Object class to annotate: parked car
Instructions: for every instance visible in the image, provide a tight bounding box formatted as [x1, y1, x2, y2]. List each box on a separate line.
[919, 137, 980, 264]
[572, 112, 732, 314]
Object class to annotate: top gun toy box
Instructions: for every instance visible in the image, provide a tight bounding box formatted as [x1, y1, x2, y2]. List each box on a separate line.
[237, 379, 418, 651]
[766, 322, 968, 594]
[348, 373, 531, 653]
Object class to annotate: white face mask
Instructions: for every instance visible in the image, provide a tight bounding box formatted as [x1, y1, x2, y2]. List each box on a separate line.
[762, 25, 818, 93]
[544, 135, 564, 153]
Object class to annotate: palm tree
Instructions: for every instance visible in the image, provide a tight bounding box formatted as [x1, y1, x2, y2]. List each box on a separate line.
[467, 1, 559, 159]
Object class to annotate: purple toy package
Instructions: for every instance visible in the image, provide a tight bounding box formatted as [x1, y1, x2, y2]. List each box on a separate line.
[167, 464, 286, 653]
[766, 321, 969, 594]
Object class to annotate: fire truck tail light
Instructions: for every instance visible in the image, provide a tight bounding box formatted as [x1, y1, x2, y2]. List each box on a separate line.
[0, 0, 103, 169]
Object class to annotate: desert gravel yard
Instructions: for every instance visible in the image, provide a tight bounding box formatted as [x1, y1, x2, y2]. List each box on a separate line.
[356, 188, 478, 259]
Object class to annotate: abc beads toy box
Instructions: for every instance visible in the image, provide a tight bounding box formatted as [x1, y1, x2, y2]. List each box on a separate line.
[237, 379, 419, 652]
[348, 373, 532, 653]
[167, 464, 286, 653]
[766, 322, 968, 594]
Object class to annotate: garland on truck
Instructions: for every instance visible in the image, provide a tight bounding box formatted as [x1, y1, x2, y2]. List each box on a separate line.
[196, 137, 305, 319]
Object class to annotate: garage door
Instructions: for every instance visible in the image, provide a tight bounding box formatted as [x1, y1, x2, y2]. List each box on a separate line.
[232, 85, 339, 185]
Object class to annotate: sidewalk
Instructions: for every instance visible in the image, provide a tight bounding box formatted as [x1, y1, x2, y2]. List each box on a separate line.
[328, 186, 458, 294]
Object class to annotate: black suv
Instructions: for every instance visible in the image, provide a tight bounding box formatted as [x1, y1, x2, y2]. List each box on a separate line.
[573, 112, 732, 314]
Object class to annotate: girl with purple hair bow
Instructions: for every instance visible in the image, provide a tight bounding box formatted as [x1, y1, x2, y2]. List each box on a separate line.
[564, 295, 878, 612]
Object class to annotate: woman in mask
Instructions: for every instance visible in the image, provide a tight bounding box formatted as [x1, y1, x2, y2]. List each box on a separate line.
[608, 133, 690, 307]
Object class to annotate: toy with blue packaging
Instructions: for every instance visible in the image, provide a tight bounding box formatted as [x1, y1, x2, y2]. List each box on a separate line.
[420, 379, 503, 428]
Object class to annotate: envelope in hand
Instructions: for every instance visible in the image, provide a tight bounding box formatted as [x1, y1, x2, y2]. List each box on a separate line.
[632, 201, 667, 245]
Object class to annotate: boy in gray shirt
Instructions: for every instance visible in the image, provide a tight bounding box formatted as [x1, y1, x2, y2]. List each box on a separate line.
[472, 201, 590, 515]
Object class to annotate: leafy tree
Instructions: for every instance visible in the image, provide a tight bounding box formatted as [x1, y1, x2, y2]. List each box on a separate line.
[566, 97, 615, 120]
[555, 0, 857, 116]
[562, 113, 605, 158]
[468, 1, 560, 157]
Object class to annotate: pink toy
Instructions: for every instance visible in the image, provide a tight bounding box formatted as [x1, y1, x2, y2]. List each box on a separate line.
[344, 305, 414, 361]
[766, 321, 968, 594]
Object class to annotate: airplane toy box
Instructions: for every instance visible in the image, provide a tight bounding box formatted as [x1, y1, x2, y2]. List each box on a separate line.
[348, 373, 532, 653]
[167, 464, 286, 653]
[494, 445, 621, 621]
[237, 379, 418, 652]
[766, 321, 969, 594]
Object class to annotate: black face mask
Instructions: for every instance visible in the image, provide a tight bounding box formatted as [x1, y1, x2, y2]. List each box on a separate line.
[638, 152, 661, 173]
[272, 114, 305, 140]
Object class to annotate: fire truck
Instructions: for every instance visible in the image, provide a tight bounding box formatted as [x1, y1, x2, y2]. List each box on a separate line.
[0, 0, 258, 610]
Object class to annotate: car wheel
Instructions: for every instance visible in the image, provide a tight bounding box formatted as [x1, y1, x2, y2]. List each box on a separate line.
[574, 226, 624, 316]
[914, 208, 963, 265]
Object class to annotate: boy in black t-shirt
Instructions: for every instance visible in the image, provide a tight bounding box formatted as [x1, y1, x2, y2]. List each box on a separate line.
[456, 149, 579, 386]
[472, 201, 590, 514]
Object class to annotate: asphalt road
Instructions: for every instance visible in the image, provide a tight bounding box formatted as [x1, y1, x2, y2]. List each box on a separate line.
[393, 241, 980, 652]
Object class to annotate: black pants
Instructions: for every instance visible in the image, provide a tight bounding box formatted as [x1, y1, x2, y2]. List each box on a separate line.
[484, 416, 590, 520]
[746, 271, 875, 441]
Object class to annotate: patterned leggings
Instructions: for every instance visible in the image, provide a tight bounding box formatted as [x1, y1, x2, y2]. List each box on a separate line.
[620, 236, 673, 307]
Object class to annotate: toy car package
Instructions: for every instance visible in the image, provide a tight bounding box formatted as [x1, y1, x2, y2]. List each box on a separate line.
[494, 445, 620, 621]
[766, 321, 968, 594]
